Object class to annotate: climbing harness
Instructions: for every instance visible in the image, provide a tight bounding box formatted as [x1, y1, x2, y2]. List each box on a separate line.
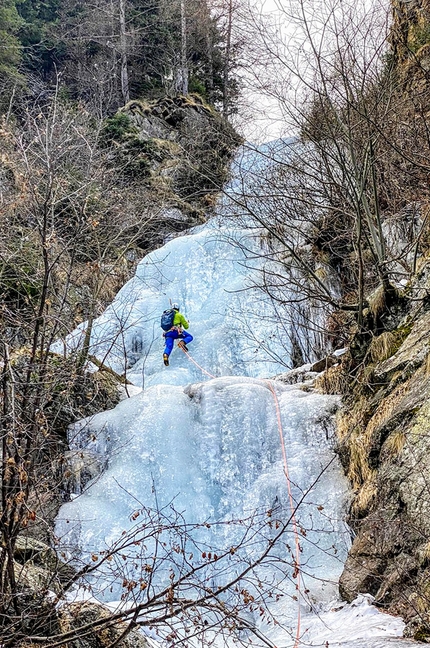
[179, 346, 303, 646]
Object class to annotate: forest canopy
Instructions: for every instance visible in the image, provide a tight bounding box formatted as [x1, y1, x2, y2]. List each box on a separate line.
[0, 0, 240, 116]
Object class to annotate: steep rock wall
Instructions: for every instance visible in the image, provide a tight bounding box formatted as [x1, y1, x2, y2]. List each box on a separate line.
[108, 94, 241, 249]
[332, 262, 430, 640]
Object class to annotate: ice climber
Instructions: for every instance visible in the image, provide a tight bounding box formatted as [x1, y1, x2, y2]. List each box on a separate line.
[161, 303, 193, 366]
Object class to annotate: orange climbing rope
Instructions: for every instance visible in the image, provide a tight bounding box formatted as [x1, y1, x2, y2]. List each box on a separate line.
[179, 347, 302, 646]
[178, 345, 217, 379]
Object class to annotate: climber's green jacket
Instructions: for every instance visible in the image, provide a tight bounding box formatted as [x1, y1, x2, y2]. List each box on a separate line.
[173, 311, 189, 329]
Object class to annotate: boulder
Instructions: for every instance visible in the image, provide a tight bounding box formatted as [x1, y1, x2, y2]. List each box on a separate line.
[374, 311, 430, 383]
[310, 356, 339, 373]
[57, 601, 149, 648]
[14, 536, 75, 585]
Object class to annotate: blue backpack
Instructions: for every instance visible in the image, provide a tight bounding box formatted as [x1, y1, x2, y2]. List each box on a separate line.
[161, 308, 175, 331]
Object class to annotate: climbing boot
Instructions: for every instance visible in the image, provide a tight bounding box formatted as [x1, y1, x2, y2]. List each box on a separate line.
[163, 353, 169, 366]
[178, 340, 188, 352]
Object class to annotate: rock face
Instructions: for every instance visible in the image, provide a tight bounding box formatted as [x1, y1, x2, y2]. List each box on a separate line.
[391, 0, 430, 59]
[57, 602, 149, 648]
[335, 264, 430, 638]
[10, 537, 151, 647]
[111, 95, 241, 248]
[333, 7, 430, 626]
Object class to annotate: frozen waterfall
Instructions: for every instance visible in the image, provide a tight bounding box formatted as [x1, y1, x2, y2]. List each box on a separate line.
[55, 142, 417, 647]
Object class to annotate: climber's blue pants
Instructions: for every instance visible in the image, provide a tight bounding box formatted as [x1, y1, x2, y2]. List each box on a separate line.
[163, 329, 193, 356]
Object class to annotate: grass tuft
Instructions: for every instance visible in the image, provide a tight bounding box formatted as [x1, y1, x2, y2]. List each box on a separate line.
[384, 429, 407, 458]
[369, 331, 400, 362]
[351, 473, 378, 516]
[315, 363, 349, 395]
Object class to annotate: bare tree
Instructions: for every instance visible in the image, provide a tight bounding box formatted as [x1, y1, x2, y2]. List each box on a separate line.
[0, 86, 347, 646]
[221, 0, 234, 114]
[119, 0, 130, 104]
[0, 87, 183, 638]
[177, 0, 189, 94]
[224, 0, 430, 348]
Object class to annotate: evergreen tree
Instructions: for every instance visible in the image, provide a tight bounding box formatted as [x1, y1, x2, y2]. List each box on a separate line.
[0, 0, 24, 110]
[0, 0, 241, 117]
[16, 0, 63, 79]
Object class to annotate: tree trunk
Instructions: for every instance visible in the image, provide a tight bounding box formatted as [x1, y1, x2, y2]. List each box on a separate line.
[119, 0, 130, 104]
[206, 23, 214, 103]
[223, 0, 233, 116]
[177, 0, 189, 94]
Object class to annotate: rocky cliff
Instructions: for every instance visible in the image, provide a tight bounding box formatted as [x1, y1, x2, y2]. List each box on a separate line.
[324, 261, 430, 640]
[103, 94, 241, 251]
[315, 2, 430, 640]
